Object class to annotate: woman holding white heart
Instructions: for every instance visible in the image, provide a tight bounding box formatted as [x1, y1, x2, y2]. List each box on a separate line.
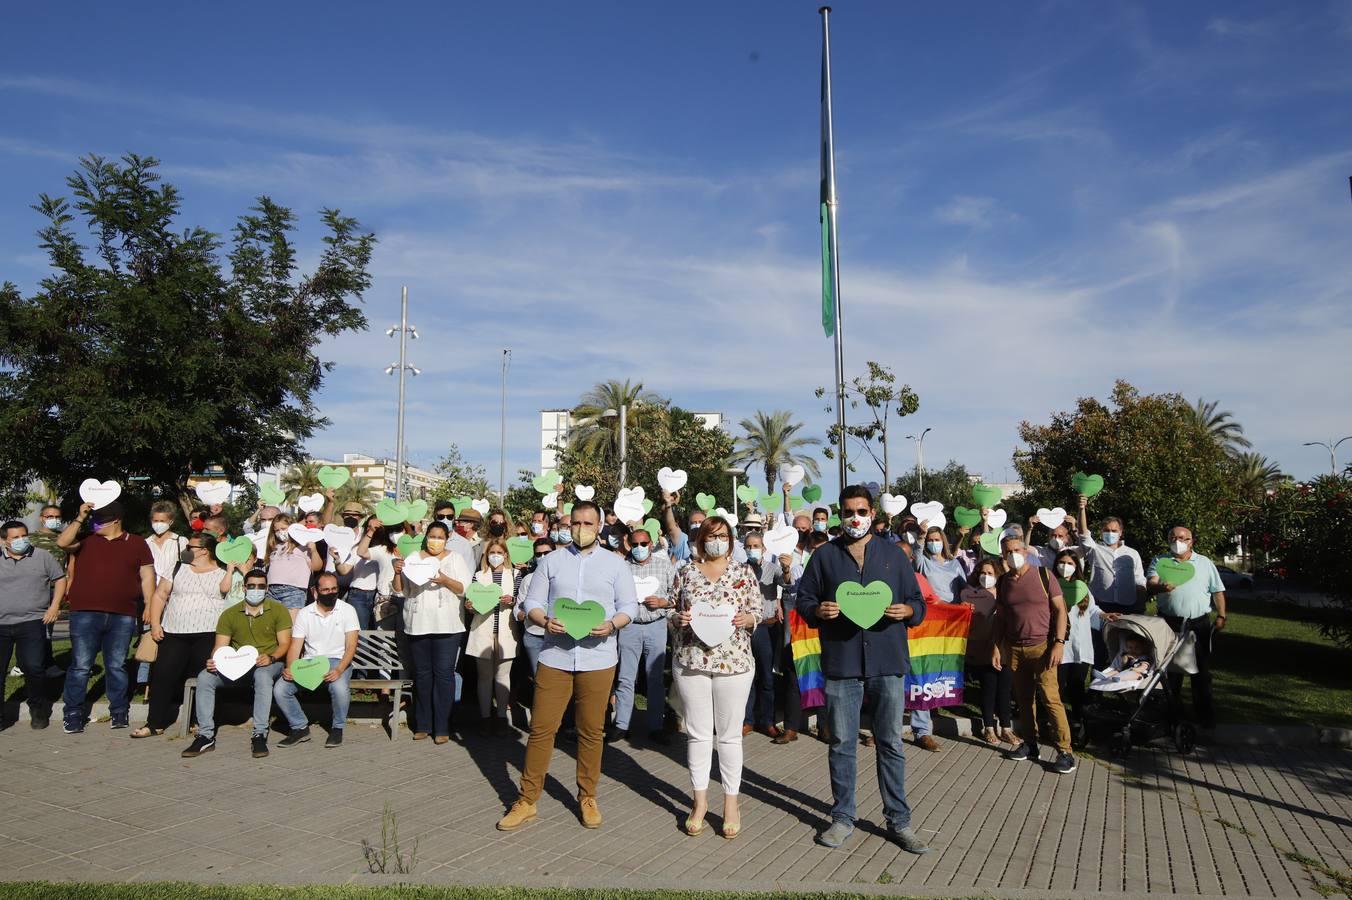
[265, 514, 323, 622]
[393, 521, 471, 744]
[132, 534, 232, 738]
[466, 538, 520, 734]
[670, 517, 763, 839]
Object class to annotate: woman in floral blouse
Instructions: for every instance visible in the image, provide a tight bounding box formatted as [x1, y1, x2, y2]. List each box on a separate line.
[671, 514, 763, 839]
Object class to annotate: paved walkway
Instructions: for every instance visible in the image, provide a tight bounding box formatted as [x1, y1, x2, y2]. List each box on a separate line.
[0, 717, 1347, 898]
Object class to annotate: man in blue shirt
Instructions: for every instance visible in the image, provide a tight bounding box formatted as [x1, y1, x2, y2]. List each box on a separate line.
[797, 485, 929, 854]
[1147, 523, 1227, 729]
[497, 501, 638, 832]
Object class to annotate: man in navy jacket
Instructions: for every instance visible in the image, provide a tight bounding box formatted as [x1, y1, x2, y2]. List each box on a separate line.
[797, 484, 929, 854]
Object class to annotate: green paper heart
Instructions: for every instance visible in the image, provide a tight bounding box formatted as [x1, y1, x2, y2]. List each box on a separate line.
[788, 494, 805, 511]
[835, 580, 893, 629]
[396, 534, 422, 557]
[1059, 578, 1089, 605]
[451, 496, 473, 515]
[971, 483, 1003, 508]
[828, 514, 841, 528]
[954, 506, 982, 528]
[979, 531, 1002, 556]
[554, 597, 606, 640]
[259, 484, 285, 506]
[405, 500, 428, 523]
[695, 493, 716, 512]
[215, 535, 255, 565]
[290, 657, 331, 691]
[563, 502, 574, 515]
[1155, 558, 1196, 587]
[466, 582, 504, 615]
[533, 472, 561, 494]
[506, 536, 535, 566]
[642, 518, 660, 544]
[317, 466, 350, 489]
[376, 499, 408, 526]
[736, 484, 759, 504]
[642, 498, 654, 515]
[802, 484, 823, 503]
[1072, 472, 1105, 498]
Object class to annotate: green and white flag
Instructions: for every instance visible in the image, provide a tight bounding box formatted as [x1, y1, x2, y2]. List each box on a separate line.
[819, 15, 839, 339]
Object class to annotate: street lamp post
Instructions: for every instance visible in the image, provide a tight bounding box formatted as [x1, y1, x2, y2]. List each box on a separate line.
[499, 349, 511, 503]
[726, 466, 744, 518]
[602, 406, 628, 487]
[906, 427, 932, 499]
[384, 286, 420, 503]
[1303, 436, 1352, 475]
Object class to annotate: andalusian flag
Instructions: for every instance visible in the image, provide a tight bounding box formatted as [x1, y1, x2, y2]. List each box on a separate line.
[903, 603, 973, 711]
[819, 11, 839, 339]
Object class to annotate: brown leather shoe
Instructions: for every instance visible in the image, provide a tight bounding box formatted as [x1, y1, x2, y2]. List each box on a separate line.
[742, 724, 754, 737]
[916, 735, 941, 752]
[412, 731, 429, 741]
[755, 725, 782, 739]
[772, 729, 799, 744]
[861, 733, 876, 747]
[496, 800, 538, 832]
[579, 795, 603, 829]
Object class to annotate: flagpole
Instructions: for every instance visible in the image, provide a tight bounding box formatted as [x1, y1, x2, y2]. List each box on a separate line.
[820, 6, 848, 491]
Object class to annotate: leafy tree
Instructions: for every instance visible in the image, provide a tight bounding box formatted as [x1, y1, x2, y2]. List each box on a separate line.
[1016, 381, 1237, 556]
[729, 410, 821, 493]
[890, 461, 975, 515]
[430, 443, 492, 505]
[334, 474, 380, 513]
[0, 153, 374, 514]
[502, 470, 546, 525]
[567, 379, 663, 468]
[1232, 452, 1287, 504]
[1187, 397, 1252, 457]
[816, 361, 919, 484]
[281, 462, 324, 504]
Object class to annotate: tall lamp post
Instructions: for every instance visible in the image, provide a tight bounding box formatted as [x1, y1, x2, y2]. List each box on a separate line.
[602, 406, 628, 487]
[499, 349, 511, 503]
[906, 426, 931, 499]
[1304, 436, 1352, 476]
[726, 466, 745, 518]
[384, 286, 419, 502]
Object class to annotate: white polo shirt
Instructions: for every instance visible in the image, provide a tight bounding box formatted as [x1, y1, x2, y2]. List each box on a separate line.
[292, 599, 361, 659]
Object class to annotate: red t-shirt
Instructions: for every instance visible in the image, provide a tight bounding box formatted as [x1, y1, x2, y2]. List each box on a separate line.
[67, 532, 154, 616]
[995, 566, 1062, 647]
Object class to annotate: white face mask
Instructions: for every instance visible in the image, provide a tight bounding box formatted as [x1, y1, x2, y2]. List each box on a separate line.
[1171, 539, 1189, 556]
[1005, 551, 1026, 570]
[979, 574, 997, 590]
[1057, 563, 1076, 579]
[703, 539, 729, 558]
[843, 513, 872, 540]
[487, 553, 505, 568]
[44, 517, 63, 530]
[1049, 537, 1065, 551]
[151, 521, 171, 535]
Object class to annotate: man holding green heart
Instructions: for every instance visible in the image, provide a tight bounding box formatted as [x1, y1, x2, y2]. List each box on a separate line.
[1076, 496, 1147, 619]
[498, 501, 638, 833]
[1147, 524, 1226, 729]
[796, 485, 929, 855]
[273, 573, 361, 749]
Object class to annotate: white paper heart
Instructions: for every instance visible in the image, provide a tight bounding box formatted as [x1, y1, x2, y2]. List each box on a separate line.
[632, 575, 660, 600]
[542, 491, 559, 508]
[911, 500, 944, 523]
[78, 478, 121, 509]
[322, 524, 357, 559]
[763, 522, 798, 557]
[212, 645, 259, 681]
[248, 529, 269, 558]
[612, 486, 646, 524]
[657, 467, 688, 494]
[471, 498, 491, 516]
[194, 481, 231, 506]
[1036, 507, 1069, 529]
[713, 507, 738, 527]
[574, 485, 595, 501]
[297, 493, 324, 513]
[928, 511, 947, 531]
[880, 493, 907, 516]
[287, 523, 325, 546]
[985, 509, 1008, 529]
[778, 464, 806, 489]
[688, 601, 736, 647]
[401, 553, 440, 586]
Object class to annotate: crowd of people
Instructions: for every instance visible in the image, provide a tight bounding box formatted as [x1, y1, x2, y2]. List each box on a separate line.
[0, 479, 1226, 850]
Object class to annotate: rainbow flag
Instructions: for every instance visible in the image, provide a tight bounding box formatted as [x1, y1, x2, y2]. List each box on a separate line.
[789, 608, 826, 710]
[904, 603, 972, 711]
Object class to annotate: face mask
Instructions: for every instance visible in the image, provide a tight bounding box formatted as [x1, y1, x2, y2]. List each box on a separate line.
[44, 517, 62, 530]
[556, 530, 572, 545]
[487, 553, 505, 568]
[180, 548, 198, 564]
[926, 540, 943, 555]
[530, 522, 546, 536]
[8, 537, 31, 554]
[1057, 563, 1077, 579]
[1049, 537, 1066, 551]
[342, 516, 361, 528]
[1171, 540, 1189, 556]
[573, 526, 597, 549]
[979, 574, 997, 590]
[630, 545, 650, 563]
[548, 530, 561, 542]
[425, 538, 447, 554]
[606, 534, 621, 549]
[151, 521, 171, 535]
[747, 548, 763, 563]
[1006, 551, 1026, 570]
[489, 522, 506, 537]
[244, 588, 267, 606]
[813, 520, 828, 533]
[843, 514, 871, 540]
[703, 538, 730, 558]
[1102, 531, 1120, 546]
[274, 529, 288, 542]
[316, 592, 339, 607]
[438, 517, 455, 529]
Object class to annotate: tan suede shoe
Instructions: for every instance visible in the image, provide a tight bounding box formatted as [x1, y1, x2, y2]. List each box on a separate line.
[579, 795, 603, 829]
[496, 800, 538, 832]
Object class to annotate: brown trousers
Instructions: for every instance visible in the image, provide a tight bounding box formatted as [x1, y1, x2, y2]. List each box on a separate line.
[1008, 641, 1071, 753]
[518, 663, 615, 804]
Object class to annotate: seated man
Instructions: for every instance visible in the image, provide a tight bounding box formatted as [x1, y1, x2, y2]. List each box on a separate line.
[181, 568, 292, 759]
[273, 572, 360, 748]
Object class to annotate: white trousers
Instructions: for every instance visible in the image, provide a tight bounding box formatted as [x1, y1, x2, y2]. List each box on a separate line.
[673, 662, 755, 795]
[476, 656, 511, 718]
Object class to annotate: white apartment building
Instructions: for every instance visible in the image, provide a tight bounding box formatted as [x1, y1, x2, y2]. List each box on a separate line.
[310, 453, 441, 499]
[539, 409, 725, 473]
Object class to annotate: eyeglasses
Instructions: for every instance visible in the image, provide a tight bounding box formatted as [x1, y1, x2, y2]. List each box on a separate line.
[631, 540, 651, 548]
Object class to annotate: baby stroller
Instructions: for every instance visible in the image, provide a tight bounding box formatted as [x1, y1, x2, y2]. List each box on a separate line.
[1082, 614, 1200, 756]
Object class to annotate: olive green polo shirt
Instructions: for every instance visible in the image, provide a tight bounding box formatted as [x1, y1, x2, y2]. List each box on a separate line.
[214, 598, 291, 657]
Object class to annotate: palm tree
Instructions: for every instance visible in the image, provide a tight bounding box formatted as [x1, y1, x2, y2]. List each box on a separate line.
[281, 462, 323, 503]
[568, 379, 663, 466]
[1233, 452, 1286, 504]
[334, 474, 380, 513]
[730, 410, 822, 493]
[1188, 397, 1252, 456]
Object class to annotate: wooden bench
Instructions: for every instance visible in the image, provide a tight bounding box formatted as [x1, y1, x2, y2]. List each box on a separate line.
[178, 630, 410, 740]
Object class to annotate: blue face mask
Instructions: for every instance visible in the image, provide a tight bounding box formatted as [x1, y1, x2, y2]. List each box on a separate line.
[548, 530, 560, 542]
[1102, 531, 1120, 546]
[747, 548, 763, 563]
[244, 588, 267, 606]
[926, 540, 943, 555]
[630, 545, 650, 562]
[556, 530, 572, 545]
[813, 520, 828, 533]
[8, 537, 31, 554]
[606, 534, 621, 549]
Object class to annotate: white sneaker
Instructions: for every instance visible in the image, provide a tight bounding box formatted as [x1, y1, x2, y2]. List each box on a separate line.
[8, 667, 21, 677]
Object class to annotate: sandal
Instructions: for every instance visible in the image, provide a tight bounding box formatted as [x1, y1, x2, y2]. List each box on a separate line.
[129, 726, 164, 739]
[721, 821, 742, 840]
[684, 816, 706, 836]
[982, 727, 1000, 746]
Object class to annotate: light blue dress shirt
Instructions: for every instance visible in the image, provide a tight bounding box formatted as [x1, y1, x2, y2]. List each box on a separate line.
[524, 543, 640, 672]
[1147, 552, 1224, 620]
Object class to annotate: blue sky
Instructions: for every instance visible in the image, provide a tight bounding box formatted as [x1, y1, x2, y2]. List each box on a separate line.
[4, 1, 1351, 496]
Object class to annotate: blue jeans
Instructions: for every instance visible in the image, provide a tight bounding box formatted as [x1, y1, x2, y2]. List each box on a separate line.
[408, 633, 464, 738]
[824, 675, 912, 830]
[0, 620, 49, 717]
[63, 611, 137, 726]
[268, 584, 308, 610]
[521, 631, 545, 674]
[744, 622, 776, 728]
[614, 619, 666, 732]
[272, 658, 353, 730]
[345, 588, 376, 630]
[195, 660, 285, 738]
[909, 708, 932, 737]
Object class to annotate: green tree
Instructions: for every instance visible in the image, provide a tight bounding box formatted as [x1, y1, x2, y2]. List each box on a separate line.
[890, 461, 975, 515]
[1232, 452, 1287, 504]
[334, 474, 380, 513]
[730, 410, 822, 493]
[0, 153, 374, 514]
[281, 462, 324, 504]
[430, 443, 492, 505]
[567, 379, 663, 468]
[502, 470, 545, 524]
[816, 361, 919, 484]
[1187, 397, 1252, 457]
[1016, 381, 1237, 556]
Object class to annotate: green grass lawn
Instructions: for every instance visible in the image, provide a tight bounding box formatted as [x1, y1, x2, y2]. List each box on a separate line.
[0, 885, 934, 900]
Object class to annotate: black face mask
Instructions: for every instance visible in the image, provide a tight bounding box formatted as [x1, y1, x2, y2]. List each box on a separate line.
[316, 592, 339, 607]
[342, 516, 361, 528]
[179, 548, 197, 564]
[488, 521, 506, 537]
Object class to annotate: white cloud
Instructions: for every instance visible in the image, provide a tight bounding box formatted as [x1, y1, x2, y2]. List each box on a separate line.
[934, 195, 1012, 230]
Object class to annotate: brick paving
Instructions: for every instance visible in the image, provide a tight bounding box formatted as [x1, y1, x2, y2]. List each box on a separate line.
[0, 716, 1347, 897]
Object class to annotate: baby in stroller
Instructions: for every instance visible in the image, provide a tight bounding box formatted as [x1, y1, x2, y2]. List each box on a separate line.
[1091, 635, 1153, 691]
